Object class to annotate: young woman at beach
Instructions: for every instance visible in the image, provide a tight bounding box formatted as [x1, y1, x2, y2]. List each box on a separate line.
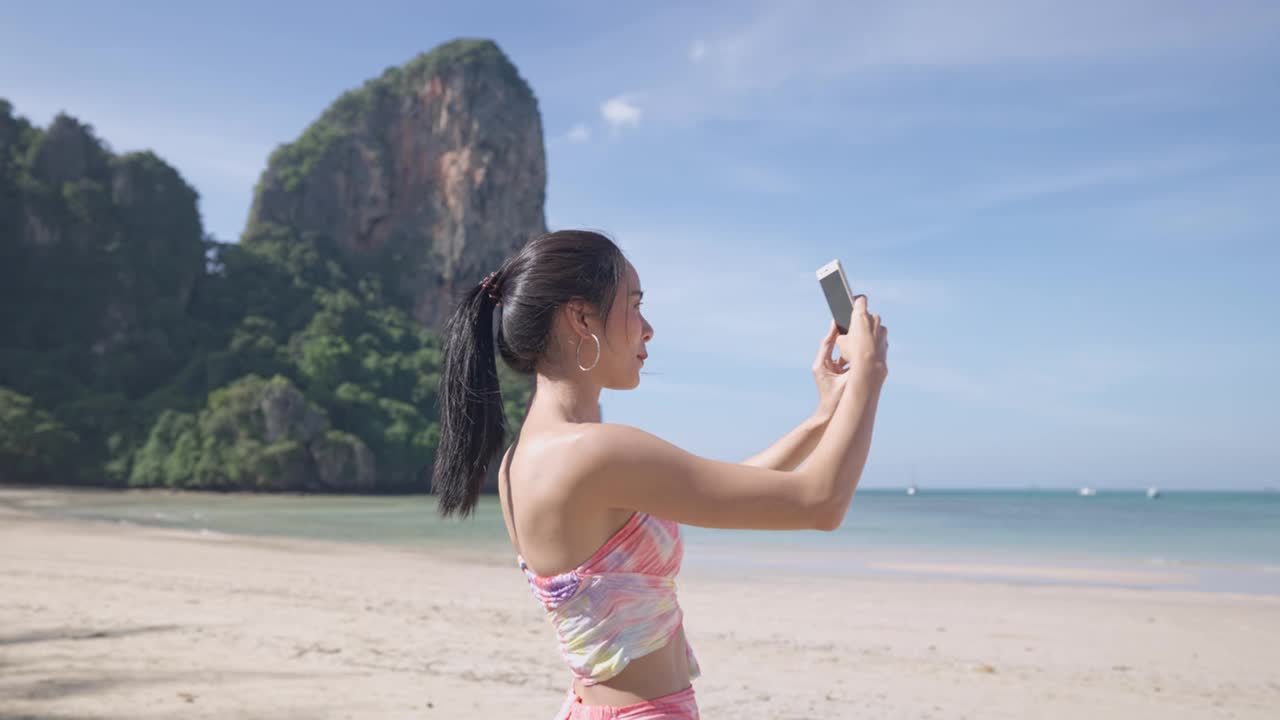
[432, 230, 888, 719]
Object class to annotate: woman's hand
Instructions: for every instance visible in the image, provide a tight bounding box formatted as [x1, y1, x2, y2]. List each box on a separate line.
[835, 295, 889, 385]
[812, 320, 851, 421]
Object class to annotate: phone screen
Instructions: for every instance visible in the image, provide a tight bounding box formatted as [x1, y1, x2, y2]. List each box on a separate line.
[820, 268, 854, 334]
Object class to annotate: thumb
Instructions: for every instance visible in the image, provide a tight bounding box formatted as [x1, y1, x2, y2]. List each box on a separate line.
[851, 295, 867, 325]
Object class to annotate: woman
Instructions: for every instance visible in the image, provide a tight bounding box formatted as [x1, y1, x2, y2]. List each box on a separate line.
[433, 230, 888, 719]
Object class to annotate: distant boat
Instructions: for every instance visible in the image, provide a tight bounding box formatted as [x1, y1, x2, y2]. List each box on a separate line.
[906, 484, 917, 496]
[1078, 487, 1097, 497]
[1147, 487, 1161, 499]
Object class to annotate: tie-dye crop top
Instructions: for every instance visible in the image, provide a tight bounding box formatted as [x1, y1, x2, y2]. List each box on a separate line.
[518, 511, 702, 686]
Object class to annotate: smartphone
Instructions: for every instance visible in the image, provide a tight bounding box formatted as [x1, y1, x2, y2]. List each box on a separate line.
[816, 259, 856, 334]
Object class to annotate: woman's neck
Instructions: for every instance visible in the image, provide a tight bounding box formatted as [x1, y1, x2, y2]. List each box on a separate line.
[528, 372, 603, 425]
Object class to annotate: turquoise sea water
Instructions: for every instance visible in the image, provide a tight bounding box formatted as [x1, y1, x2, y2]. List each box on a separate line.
[4, 487, 1278, 594]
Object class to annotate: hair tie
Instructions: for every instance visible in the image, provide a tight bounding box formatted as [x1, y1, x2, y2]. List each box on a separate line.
[479, 271, 502, 304]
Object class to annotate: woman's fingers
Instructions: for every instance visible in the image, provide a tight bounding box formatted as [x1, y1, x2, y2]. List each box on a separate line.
[837, 294, 886, 369]
[829, 352, 850, 373]
[814, 321, 839, 369]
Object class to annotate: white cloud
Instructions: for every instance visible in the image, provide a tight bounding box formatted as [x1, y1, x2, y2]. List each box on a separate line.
[963, 147, 1238, 211]
[700, 1, 1280, 93]
[846, 145, 1265, 252]
[724, 164, 799, 196]
[892, 363, 989, 399]
[633, 1, 1280, 128]
[566, 123, 591, 143]
[891, 357, 1156, 432]
[601, 94, 642, 130]
[689, 40, 708, 63]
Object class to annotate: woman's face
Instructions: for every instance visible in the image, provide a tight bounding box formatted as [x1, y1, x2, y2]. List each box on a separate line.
[584, 262, 653, 389]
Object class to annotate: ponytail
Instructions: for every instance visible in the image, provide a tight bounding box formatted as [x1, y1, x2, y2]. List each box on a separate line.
[430, 230, 629, 518]
[432, 280, 507, 517]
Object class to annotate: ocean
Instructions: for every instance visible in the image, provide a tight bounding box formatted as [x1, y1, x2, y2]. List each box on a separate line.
[4, 487, 1277, 595]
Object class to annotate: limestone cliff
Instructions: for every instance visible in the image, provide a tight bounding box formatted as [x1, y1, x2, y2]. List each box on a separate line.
[243, 38, 548, 330]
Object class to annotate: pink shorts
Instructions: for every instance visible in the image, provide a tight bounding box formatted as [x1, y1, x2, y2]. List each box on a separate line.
[555, 684, 699, 719]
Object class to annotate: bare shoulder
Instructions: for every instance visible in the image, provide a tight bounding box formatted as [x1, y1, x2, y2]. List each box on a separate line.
[563, 422, 685, 481]
[574, 421, 664, 453]
[511, 422, 680, 508]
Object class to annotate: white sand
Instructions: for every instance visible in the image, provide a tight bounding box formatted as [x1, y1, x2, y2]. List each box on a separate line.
[1, 496, 1277, 719]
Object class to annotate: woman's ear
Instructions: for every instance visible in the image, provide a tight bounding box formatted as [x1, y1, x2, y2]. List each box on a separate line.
[561, 299, 591, 336]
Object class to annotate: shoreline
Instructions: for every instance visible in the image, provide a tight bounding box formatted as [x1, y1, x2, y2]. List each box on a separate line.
[4, 485, 1277, 597]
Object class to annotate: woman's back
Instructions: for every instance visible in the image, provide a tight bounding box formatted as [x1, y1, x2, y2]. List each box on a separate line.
[498, 426, 635, 577]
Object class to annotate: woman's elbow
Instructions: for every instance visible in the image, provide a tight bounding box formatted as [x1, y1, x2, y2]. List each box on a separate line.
[812, 503, 846, 531]
[807, 488, 847, 531]
[797, 471, 846, 531]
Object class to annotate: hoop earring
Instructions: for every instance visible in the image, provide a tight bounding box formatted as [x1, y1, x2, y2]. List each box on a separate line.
[576, 333, 601, 372]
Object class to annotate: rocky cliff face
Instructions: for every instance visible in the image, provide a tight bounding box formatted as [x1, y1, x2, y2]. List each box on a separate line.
[244, 39, 547, 330]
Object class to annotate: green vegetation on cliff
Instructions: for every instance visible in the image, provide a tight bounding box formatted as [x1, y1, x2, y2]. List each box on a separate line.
[0, 88, 531, 491]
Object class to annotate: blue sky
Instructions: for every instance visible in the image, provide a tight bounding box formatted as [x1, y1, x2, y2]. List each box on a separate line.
[4, 1, 1278, 489]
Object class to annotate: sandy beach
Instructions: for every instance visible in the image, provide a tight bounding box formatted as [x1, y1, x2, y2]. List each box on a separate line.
[2, 494, 1277, 719]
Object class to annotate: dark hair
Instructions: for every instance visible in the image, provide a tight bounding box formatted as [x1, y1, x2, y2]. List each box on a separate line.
[431, 230, 629, 517]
